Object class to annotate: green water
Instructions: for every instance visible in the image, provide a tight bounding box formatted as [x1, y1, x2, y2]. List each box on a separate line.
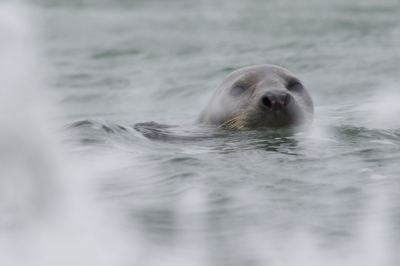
[26, 0, 400, 264]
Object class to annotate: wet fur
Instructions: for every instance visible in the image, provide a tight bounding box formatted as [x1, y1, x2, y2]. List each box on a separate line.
[196, 65, 314, 130]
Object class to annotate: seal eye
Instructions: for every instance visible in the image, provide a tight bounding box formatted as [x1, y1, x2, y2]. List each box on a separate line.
[230, 86, 245, 97]
[288, 81, 303, 93]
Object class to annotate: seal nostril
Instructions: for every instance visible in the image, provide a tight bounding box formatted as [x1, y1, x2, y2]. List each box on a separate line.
[284, 94, 292, 108]
[262, 97, 272, 108]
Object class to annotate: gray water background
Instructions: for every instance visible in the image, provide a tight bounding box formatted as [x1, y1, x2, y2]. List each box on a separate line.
[2, 0, 400, 265]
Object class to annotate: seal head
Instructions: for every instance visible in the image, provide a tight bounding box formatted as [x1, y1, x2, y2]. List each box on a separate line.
[195, 65, 314, 130]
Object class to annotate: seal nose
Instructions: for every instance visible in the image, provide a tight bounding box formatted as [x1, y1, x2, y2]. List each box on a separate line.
[261, 92, 292, 110]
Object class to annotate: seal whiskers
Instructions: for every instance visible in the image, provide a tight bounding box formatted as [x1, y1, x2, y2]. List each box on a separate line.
[219, 105, 261, 131]
[219, 115, 246, 130]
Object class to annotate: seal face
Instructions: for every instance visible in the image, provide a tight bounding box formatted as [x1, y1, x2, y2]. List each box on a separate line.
[195, 65, 314, 130]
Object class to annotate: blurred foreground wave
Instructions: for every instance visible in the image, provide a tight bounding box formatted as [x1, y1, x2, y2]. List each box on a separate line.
[0, 3, 131, 266]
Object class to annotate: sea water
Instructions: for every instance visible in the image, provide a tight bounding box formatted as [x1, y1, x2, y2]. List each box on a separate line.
[1, 0, 400, 265]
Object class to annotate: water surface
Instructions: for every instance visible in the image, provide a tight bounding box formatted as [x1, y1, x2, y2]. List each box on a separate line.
[2, 0, 400, 265]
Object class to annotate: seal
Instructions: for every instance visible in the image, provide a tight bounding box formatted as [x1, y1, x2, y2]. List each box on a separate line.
[195, 65, 314, 130]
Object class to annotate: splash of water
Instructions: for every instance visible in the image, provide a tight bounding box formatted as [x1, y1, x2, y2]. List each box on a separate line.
[0, 3, 132, 266]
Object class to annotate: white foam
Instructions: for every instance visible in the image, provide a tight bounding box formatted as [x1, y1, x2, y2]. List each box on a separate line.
[354, 85, 400, 130]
